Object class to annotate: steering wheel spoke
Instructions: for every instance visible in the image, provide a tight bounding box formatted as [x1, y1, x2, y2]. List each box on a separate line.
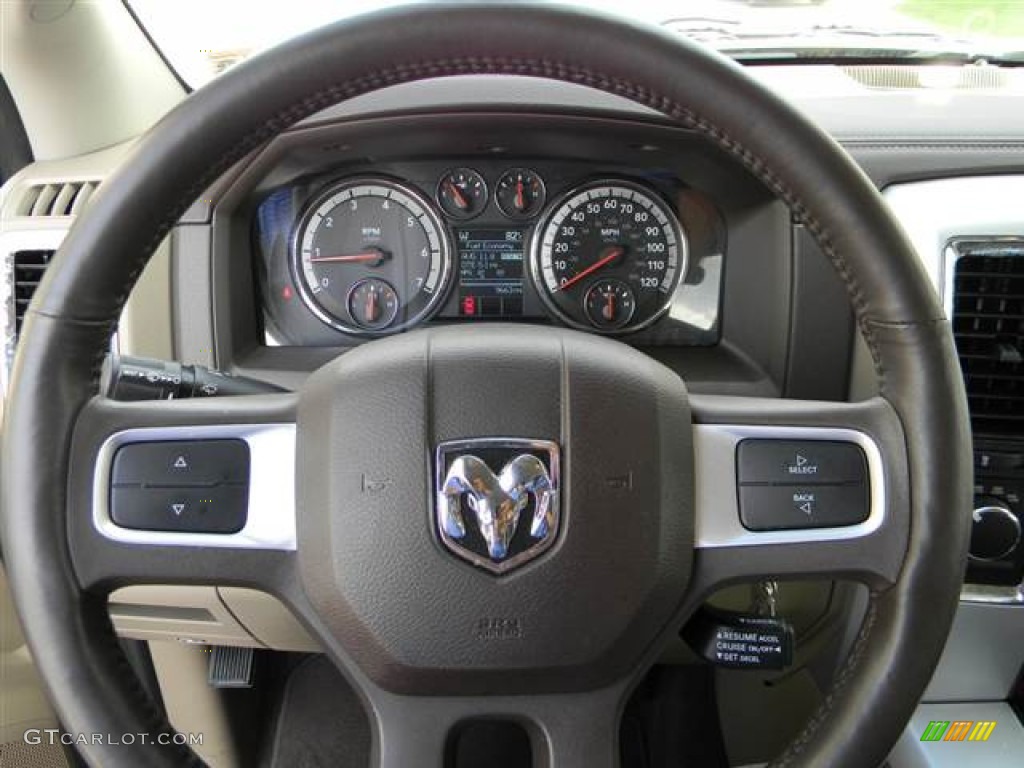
[68, 393, 298, 591]
[688, 393, 909, 595]
[368, 687, 625, 768]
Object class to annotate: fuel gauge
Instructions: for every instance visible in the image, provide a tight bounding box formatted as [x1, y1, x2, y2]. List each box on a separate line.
[347, 278, 399, 331]
[584, 279, 636, 331]
[496, 168, 546, 219]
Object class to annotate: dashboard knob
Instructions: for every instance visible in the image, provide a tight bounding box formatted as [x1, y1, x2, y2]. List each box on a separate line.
[969, 498, 1022, 562]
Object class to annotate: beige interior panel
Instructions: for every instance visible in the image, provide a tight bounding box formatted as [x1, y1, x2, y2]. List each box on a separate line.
[217, 587, 321, 653]
[117, 237, 174, 360]
[108, 586, 260, 647]
[0, 646, 59, 745]
[0, 567, 58, 745]
[149, 641, 238, 768]
[0, 0, 183, 161]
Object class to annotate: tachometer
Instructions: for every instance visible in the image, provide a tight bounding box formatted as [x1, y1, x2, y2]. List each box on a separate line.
[530, 180, 686, 334]
[291, 178, 452, 335]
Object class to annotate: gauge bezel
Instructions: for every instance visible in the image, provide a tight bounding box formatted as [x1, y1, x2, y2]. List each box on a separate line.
[289, 176, 454, 337]
[528, 178, 688, 335]
[346, 277, 400, 331]
[584, 278, 637, 331]
[435, 167, 488, 221]
[495, 167, 547, 220]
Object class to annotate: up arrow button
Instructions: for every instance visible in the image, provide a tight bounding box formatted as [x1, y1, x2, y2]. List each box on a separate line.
[111, 439, 250, 486]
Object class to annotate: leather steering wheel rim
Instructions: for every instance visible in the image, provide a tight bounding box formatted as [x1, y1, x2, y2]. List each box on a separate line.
[1, 4, 971, 767]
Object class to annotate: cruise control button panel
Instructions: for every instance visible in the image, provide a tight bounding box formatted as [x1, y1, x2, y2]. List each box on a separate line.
[109, 439, 250, 534]
[737, 439, 869, 531]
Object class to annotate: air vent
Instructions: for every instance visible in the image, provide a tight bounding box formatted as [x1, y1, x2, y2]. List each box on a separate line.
[12, 250, 55, 338]
[16, 181, 98, 217]
[951, 241, 1024, 438]
[842, 65, 1011, 91]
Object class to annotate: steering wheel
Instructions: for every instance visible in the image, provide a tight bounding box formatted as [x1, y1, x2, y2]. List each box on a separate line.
[1, 4, 971, 767]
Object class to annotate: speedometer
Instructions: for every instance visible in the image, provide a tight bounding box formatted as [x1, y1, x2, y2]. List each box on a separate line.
[530, 180, 687, 333]
[291, 177, 452, 335]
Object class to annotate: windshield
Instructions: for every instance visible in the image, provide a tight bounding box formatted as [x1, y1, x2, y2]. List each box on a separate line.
[129, 0, 1024, 89]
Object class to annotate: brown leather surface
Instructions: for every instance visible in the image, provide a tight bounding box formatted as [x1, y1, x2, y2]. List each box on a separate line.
[0, 4, 971, 767]
[774, 320, 972, 767]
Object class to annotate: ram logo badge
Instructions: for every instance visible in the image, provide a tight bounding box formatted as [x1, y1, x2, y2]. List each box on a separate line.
[435, 439, 560, 574]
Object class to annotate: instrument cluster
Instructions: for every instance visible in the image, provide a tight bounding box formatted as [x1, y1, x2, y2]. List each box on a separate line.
[255, 160, 723, 346]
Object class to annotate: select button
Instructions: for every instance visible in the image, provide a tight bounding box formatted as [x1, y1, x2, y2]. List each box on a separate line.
[737, 440, 867, 485]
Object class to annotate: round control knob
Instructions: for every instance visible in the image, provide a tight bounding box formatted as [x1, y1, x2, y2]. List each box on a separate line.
[969, 499, 1021, 562]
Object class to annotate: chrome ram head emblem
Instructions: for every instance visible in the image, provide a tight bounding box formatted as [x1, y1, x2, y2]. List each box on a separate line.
[435, 439, 560, 574]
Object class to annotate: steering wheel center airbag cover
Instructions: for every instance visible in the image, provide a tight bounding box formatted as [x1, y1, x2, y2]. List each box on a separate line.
[296, 325, 693, 694]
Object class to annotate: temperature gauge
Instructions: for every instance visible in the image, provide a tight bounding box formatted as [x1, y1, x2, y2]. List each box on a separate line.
[437, 168, 487, 220]
[584, 279, 636, 330]
[496, 168, 546, 219]
[347, 278, 399, 330]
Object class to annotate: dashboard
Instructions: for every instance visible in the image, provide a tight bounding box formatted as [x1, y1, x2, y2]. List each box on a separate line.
[179, 108, 795, 400]
[184, 108, 789, 399]
[254, 155, 724, 347]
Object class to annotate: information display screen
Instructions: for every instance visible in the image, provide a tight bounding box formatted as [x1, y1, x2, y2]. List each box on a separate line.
[455, 229, 526, 317]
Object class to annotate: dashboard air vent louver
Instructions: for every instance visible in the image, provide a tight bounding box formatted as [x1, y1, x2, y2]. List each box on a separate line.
[17, 181, 99, 217]
[951, 241, 1024, 438]
[842, 65, 1011, 91]
[12, 250, 55, 338]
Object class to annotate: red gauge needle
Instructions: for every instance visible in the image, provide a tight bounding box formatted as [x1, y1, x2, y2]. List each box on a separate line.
[603, 291, 616, 321]
[309, 249, 387, 266]
[555, 246, 624, 292]
[447, 181, 469, 210]
[515, 179, 525, 211]
[365, 288, 380, 324]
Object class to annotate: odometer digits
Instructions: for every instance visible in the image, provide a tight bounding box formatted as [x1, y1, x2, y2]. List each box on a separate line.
[530, 180, 686, 333]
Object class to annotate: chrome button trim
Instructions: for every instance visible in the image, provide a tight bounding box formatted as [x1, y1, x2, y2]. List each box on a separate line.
[93, 424, 296, 550]
[693, 425, 885, 549]
[882, 175, 1024, 318]
[960, 582, 1024, 605]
